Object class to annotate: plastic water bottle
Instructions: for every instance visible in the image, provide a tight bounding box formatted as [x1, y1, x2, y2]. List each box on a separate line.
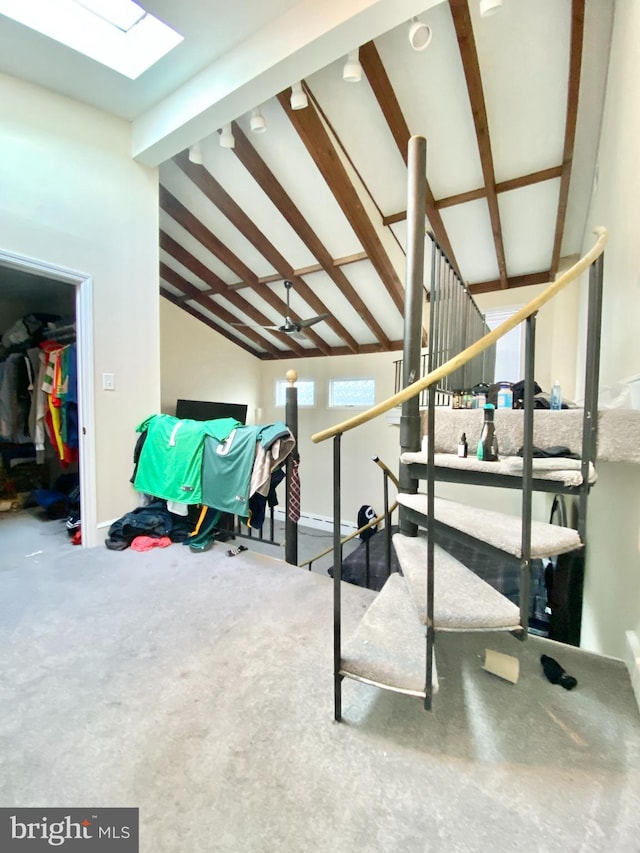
[497, 382, 513, 409]
[550, 379, 562, 411]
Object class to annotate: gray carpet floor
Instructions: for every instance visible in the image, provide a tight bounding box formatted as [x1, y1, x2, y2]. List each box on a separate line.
[1, 509, 639, 852]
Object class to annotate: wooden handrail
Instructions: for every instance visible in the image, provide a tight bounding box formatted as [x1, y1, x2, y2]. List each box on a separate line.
[312, 227, 607, 444]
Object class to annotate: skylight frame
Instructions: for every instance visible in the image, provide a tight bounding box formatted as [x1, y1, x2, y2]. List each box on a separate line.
[0, 0, 183, 79]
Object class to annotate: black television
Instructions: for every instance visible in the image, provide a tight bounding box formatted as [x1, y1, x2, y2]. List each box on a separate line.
[175, 399, 248, 424]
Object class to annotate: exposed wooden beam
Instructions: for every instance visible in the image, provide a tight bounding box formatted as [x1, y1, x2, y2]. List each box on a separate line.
[174, 150, 343, 355]
[359, 40, 461, 276]
[468, 270, 551, 295]
[450, 0, 508, 288]
[382, 210, 412, 228]
[265, 339, 406, 360]
[160, 185, 257, 287]
[160, 266, 280, 358]
[236, 251, 369, 286]
[275, 90, 406, 316]
[550, 0, 585, 277]
[383, 165, 565, 223]
[160, 288, 272, 360]
[160, 189, 315, 356]
[496, 166, 564, 197]
[159, 231, 308, 356]
[229, 122, 393, 346]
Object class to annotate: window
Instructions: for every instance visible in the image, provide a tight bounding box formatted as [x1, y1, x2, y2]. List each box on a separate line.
[484, 307, 523, 383]
[0, 0, 183, 79]
[329, 378, 375, 408]
[275, 379, 315, 408]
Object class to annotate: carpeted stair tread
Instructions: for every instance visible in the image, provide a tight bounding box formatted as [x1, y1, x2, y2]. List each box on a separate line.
[393, 533, 520, 631]
[341, 572, 438, 697]
[397, 493, 582, 558]
[400, 451, 596, 487]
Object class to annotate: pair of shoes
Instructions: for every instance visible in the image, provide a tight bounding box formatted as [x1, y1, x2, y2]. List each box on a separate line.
[226, 545, 248, 557]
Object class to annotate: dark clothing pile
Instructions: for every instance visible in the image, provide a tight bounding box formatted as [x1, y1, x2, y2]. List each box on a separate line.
[105, 501, 192, 551]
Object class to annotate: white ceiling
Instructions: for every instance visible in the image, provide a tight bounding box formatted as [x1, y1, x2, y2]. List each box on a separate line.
[0, 0, 615, 359]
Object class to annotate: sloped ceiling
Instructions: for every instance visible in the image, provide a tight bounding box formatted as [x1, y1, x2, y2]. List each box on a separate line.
[0, 0, 614, 360]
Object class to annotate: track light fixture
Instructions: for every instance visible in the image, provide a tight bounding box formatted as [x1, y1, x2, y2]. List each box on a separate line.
[479, 0, 503, 17]
[250, 107, 267, 133]
[290, 81, 308, 110]
[408, 17, 432, 51]
[342, 49, 362, 83]
[219, 123, 235, 149]
[188, 141, 203, 164]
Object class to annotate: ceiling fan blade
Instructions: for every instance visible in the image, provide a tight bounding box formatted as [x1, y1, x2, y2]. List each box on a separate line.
[297, 313, 329, 329]
[230, 322, 281, 330]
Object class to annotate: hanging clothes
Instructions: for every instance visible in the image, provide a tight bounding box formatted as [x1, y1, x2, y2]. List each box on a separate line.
[200, 421, 295, 518]
[133, 414, 242, 504]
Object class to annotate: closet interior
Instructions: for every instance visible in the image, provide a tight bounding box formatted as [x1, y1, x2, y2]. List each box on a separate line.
[0, 265, 79, 541]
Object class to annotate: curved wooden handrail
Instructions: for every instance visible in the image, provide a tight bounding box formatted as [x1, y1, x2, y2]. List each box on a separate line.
[312, 226, 608, 444]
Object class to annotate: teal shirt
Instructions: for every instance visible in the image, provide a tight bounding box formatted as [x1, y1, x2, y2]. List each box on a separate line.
[201, 422, 292, 516]
[134, 414, 241, 504]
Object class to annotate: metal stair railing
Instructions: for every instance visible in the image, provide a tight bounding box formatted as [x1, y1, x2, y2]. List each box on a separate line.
[298, 457, 399, 588]
[312, 136, 607, 721]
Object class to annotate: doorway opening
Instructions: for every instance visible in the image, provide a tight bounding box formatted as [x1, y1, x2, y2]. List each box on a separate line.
[0, 248, 96, 547]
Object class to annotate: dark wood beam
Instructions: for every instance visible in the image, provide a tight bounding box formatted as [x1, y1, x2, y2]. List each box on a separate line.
[496, 166, 564, 197]
[450, 0, 508, 288]
[235, 251, 369, 286]
[174, 150, 344, 355]
[550, 0, 585, 277]
[275, 90, 406, 316]
[159, 231, 307, 356]
[384, 165, 565, 223]
[229, 123, 394, 345]
[160, 289, 272, 360]
[468, 270, 551, 295]
[160, 185, 257, 286]
[359, 40, 461, 276]
[160, 262, 283, 358]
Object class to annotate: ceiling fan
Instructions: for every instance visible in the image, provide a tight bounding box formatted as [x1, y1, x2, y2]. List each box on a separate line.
[233, 280, 329, 338]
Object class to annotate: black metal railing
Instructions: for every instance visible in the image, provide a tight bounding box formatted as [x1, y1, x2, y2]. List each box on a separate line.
[311, 135, 607, 721]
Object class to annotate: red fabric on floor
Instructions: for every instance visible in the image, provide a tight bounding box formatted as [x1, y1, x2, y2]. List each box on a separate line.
[130, 535, 172, 552]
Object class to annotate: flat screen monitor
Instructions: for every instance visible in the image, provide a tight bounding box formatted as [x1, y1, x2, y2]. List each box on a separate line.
[175, 399, 248, 424]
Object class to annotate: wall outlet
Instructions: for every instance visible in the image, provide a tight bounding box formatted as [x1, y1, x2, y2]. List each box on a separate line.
[102, 373, 115, 391]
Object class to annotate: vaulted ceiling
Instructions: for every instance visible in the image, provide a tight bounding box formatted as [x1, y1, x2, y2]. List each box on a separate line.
[0, 0, 614, 360]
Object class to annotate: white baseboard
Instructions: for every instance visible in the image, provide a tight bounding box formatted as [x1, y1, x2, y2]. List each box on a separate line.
[625, 630, 640, 713]
[272, 507, 356, 536]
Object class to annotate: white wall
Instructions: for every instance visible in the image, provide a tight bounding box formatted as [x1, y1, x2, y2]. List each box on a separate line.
[0, 73, 160, 536]
[576, 0, 640, 659]
[475, 276, 581, 401]
[160, 299, 261, 420]
[259, 351, 402, 525]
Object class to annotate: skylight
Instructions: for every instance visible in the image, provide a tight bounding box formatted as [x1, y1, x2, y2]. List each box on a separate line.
[0, 0, 183, 79]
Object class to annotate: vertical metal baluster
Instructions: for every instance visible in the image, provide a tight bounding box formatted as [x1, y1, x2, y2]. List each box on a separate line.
[579, 253, 604, 543]
[425, 382, 436, 709]
[333, 434, 342, 721]
[520, 313, 536, 637]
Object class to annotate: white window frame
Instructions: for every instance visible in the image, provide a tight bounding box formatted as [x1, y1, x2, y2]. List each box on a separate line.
[484, 306, 524, 383]
[275, 378, 315, 408]
[328, 377, 376, 409]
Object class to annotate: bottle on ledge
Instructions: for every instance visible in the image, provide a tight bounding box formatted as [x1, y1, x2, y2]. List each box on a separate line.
[477, 404, 499, 462]
[458, 432, 468, 458]
[550, 379, 562, 411]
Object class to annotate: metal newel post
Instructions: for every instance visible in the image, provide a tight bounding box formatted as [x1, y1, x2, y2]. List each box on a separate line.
[285, 369, 298, 566]
[400, 135, 427, 535]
